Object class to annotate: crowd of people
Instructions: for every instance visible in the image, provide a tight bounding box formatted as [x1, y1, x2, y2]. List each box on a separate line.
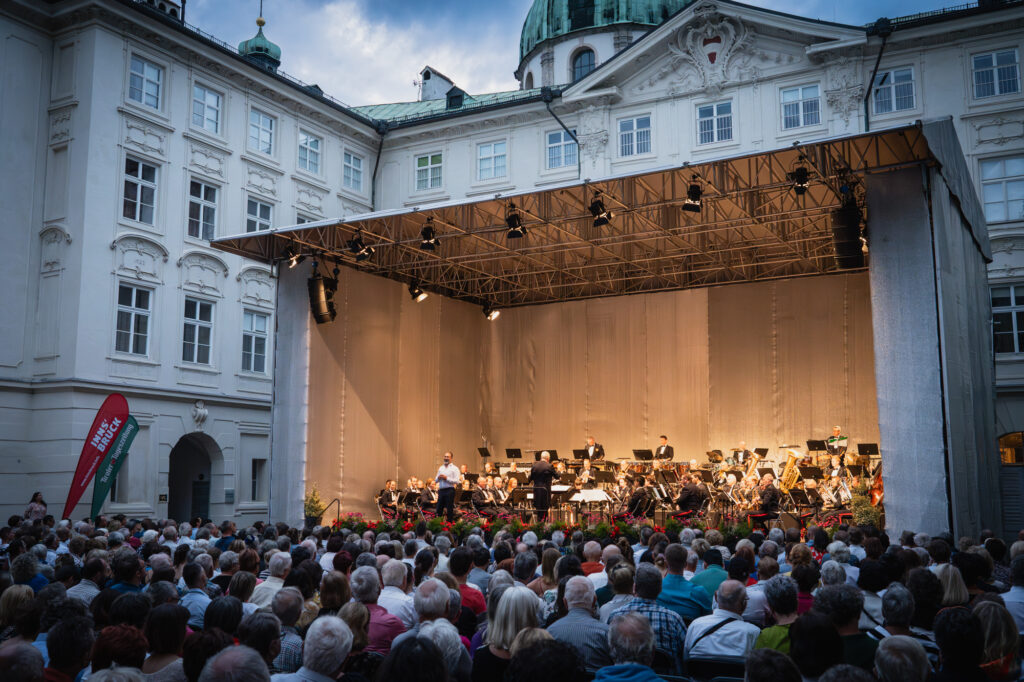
[0, 505, 1022, 682]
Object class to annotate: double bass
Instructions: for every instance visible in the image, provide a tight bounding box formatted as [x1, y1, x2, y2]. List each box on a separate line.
[868, 466, 884, 506]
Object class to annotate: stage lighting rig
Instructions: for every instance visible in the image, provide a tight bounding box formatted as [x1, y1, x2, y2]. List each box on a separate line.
[505, 203, 526, 239]
[682, 180, 702, 213]
[788, 162, 810, 196]
[408, 283, 428, 303]
[589, 194, 612, 227]
[420, 218, 439, 251]
[283, 246, 306, 269]
[483, 305, 500, 321]
[347, 232, 375, 262]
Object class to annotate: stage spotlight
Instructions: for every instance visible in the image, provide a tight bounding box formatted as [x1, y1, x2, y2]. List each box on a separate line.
[789, 166, 810, 195]
[284, 247, 306, 269]
[483, 305, 500, 321]
[347, 233, 375, 262]
[420, 218, 438, 251]
[505, 203, 526, 239]
[408, 283, 428, 303]
[682, 183, 702, 213]
[589, 195, 612, 227]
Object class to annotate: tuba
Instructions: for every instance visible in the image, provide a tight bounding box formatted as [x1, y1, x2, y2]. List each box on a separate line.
[779, 450, 801, 492]
[744, 451, 762, 482]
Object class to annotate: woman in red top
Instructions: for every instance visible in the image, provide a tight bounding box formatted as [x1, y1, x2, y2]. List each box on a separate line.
[793, 564, 820, 615]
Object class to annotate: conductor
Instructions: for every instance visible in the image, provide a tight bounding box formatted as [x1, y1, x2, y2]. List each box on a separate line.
[529, 450, 559, 522]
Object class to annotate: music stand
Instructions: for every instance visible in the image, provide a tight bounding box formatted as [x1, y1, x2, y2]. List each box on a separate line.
[477, 447, 491, 459]
[508, 472, 528, 485]
[789, 489, 812, 506]
[532, 449, 559, 461]
[858, 443, 879, 456]
[505, 448, 522, 459]
[401, 491, 419, 506]
[846, 465, 866, 477]
[706, 450, 723, 463]
[696, 470, 716, 483]
[456, 490, 474, 505]
[633, 449, 654, 461]
[754, 447, 769, 457]
[570, 449, 587, 460]
[757, 467, 775, 479]
[798, 466, 824, 480]
[464, 473, 479, 484]
[806, 439, 827, 452]
[510, 488, 529, 506]
[595, 470, 616, 484]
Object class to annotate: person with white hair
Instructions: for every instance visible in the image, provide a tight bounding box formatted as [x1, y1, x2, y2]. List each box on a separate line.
[250, 552, 291, 608]
[874, 634, 931, 682]
[417, 619, 467, 682]
[684, 579, 760, 660]
[546, 576, 612, 669]
[270, 616, 354, 682]
[377, 559, 417, 629]
[472, 586, 539, 680]
[350, 565, 405, 654]
[199, 645, 270, 682]
[820, 560, 848, 590]
[434, 536, 452, 573]
[392, 576, 470, 676]
[826, 541, 859, 585]
[595, 612, 660, 682]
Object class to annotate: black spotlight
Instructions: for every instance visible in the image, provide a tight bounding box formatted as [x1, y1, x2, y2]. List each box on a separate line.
[420, 218, 438, 251]
[408, 283, 428, 303]
[307, 264, 338, 324]
[483, 305, 500, 321]
[347, 233, 375, 262]
[284, 246, 306, 269]
[682, 183, 702, 213]
[789, 166, 810, 195]
[506, 203, 526, 239]
[831, 199, 865, 269]
[589, 195, 612, 227]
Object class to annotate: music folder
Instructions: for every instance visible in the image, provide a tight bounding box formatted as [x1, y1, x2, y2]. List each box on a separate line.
[478, 447, 492, 458]
[572, 449, 589, 460]
[857, 443, 879, 456]
[806, 439, 827, 451]
[632, 449, 654, 461]
[505, 448, 522, 459]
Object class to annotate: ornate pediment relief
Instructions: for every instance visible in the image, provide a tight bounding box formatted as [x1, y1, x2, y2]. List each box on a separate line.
[294, 181, 326, 215]
[189, 140, 227, 179]
[122, 113, 168, 157]
[177, 251, 230, 296]
[237, 266, 274, 308]
[39, 225, 72, 273]
[111, 233, 168, 283]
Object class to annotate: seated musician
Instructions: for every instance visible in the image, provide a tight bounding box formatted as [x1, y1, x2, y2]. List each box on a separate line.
[578, 458, 596, 489]
[471, 478, 498, 518]
[627, 476, 652, 517]
[380, 479, 400, 519]
[613, 476, 631, 501]
[460, 478, 472, 491]
[419, 479, 438, 509]
[483, 462, 496, 477]
[675, 474, 705, 514]
[507, 461, 519, 474]
[505, 476, 519, 509]
[758, 473, 781, 515]
[554, 460, 567, 476]
[492, 476, 507, 505]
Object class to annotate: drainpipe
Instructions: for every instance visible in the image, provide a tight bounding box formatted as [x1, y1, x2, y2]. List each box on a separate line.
[542, 87, 580, 180]
[370, 120, 389, 210]
[864, 18, 893, 133]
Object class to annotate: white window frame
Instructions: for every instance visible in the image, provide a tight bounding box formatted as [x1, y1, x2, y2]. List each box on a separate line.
[696, 101, 733, 145]
[248, 107, 275, 156]
[872, 66, 916, 115]
[182, 297, 214, 365]
[343, 150, 363, 191]
[477, 140, 507, 181]
[187, 178, 218, 241]
[242, 309, 269, 374]
[618, 115, 651, 157]
[122, 156, 158, 225]
[572, 48, 596, 82]
[128, 53, 162, 110]
[251, 458, 269, 501]
[973, 49, 1021, 99]
[981, 156, 1024, 224]
[780, 84, 821, 130]
[415, 152, 443, 191]
[191, 83, 222, 134]
[246, 196, 273, 233]
[115, 283, 152, 357]
[546, 129, 578, 170]
[992, 284, 1024, 354]
[298, 129, 322, 175]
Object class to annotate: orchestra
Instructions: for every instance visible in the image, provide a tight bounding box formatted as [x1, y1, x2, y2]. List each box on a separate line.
[374, 430, 878, 529]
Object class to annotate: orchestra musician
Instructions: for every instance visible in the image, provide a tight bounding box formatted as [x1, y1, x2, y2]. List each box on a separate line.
[826, 425, 849, 466]
[529, 451, 559, 522]
[675, 474, 705, 513]
[734, 441, 754, 465]
[483, 462, 496, 477]
[656, 435, 674, 460]
[472, 477, 498, 518]
[380, 480, 399, 519]
[435, 451, 462, 522]
[578, 458, 596, 488]
[758, 473, 781, 514]
[626, 476, 651, 517]
[419, 479, 438, 510]
[506, 477, 520, 510]
[584, 436, 605, 461]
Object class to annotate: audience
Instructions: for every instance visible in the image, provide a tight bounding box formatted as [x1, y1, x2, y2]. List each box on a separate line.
[546, 576, 612, 669]
[594, 612, 660, 682]
[608, 563, 686, 674]
[684, 579, 760, 660]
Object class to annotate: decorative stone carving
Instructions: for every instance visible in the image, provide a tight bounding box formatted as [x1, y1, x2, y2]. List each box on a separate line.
[237, 267, 274, 308]
[39, 225, 72, 273]
[189, 142, 226, 178]
[112, 234, 168, 282]
[246, 165, 278, 197]
[177, 251, 229, 295]
[614, 31, 633, 53]
[124, 116, 166, 156]
[991, 237, 1024, 255]
[49, 105, 74, 144]
[974, 116, 1024, 146]
[541, 49, 555, 87]
[192, 400, 208, 428]
[295, 182, 325, 214]
[577, 104, 609, 164]
[824, 56, 864, 126]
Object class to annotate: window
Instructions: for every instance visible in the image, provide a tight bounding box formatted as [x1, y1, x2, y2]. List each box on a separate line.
[191, 84, 222, 133]
[115, 284, 151, 356]
[477, 141, 507, 180]
[242, 310, 268, 373]
[991, 285, 1024, 354]
[981, 156, 1024, 223]
[298, 130, 321, 174]
[122, 157, 157, 225]
[187, 180, 218, 240]
[998, 432, 1024, 464]
[569, 0, 595, 30]
[781, 85, 821, 129]
[618, 116, 651, 157]
[251, 459, 268, 500]
[295, 214, 313, 225]
[248, 108, 275, 155]
[246, 197, 272, 232]
[697, 101, 733, 144]
[573, 49, 596, 81]
[547, 130, 578, 169]
[182, 297, 213, 365]
[416, 153, 442, 190]
[128, 54, 162, 109]
[974, 49, 1020, 98]
[872, 67, 915, 114]
[343, 151, 363, 191]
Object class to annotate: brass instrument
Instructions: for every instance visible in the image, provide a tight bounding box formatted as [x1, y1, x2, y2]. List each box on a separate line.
[779, 450, 800, 492]
[744, 451, 763, 482]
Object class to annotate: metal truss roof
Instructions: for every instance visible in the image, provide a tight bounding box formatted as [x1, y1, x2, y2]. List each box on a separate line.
[212, 125, 935, 309]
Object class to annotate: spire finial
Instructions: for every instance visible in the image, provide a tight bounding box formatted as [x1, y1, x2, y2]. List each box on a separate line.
[256, 0, 265, 27]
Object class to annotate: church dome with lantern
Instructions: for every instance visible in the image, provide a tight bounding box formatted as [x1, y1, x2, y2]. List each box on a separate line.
[516, 0, 693, 88]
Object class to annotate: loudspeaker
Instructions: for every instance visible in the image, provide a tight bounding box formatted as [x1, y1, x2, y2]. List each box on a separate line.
[307, 275, 337, 324]
[831, 200, 864, 269]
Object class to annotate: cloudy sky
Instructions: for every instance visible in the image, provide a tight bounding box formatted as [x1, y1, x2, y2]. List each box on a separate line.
[186, 0, 959, 107]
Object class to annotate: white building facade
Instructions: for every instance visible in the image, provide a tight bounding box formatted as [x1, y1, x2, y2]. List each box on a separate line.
[2, 0, 1023, 526]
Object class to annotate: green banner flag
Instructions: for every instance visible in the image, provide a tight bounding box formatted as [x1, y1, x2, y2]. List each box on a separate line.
[90, 415, 139, 519]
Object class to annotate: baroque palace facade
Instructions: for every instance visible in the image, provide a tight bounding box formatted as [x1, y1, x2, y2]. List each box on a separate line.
[1, 0, 1023, 525]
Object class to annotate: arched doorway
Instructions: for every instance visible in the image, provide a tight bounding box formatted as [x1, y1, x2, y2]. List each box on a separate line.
[168, 432, 220, 522]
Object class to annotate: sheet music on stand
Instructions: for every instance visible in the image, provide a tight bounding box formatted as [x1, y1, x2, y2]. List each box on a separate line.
[570, 490, 611, 504]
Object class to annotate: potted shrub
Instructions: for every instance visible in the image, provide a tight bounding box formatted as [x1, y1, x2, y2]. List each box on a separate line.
[304, 484, 326, 529]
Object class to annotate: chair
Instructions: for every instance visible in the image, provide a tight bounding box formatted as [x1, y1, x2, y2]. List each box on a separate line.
[651, 649, 676, 674]
[683, 656, 746, 681]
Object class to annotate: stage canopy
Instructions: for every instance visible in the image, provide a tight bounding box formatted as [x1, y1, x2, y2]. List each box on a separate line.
[213, 125, 957, 308]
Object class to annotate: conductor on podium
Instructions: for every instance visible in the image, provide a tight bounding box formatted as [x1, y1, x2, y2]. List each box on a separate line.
[529, 451, 559, 521]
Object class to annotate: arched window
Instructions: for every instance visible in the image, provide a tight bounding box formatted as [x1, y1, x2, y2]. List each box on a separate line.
[525, 72, 534, 90]
[999, 432, 1024, 464]
[572, 49, 595, 82]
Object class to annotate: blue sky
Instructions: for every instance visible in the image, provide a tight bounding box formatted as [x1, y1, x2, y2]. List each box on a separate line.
[185, 0, 961, 106]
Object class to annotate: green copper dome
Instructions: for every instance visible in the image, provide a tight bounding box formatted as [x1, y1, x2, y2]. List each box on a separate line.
[520, 0, 694, 61]
[238, 17, 281, 71]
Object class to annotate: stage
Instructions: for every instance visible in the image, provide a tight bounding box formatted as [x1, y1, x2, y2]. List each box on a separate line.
[214, 120, 1000, 538]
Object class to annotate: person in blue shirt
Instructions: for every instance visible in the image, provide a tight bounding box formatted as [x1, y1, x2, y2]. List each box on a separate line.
[657, 544, 711, 622]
